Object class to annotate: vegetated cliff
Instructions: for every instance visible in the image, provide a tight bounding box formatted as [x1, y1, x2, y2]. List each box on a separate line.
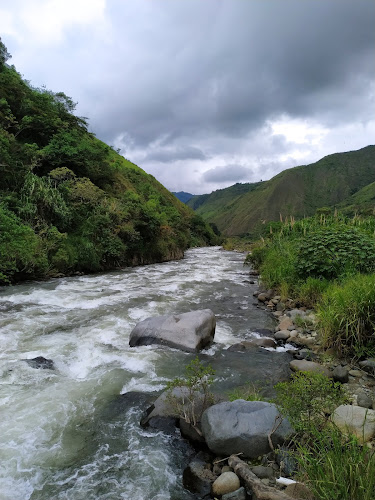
[0, 39, 218, 285]
[187, 146, 375, 236]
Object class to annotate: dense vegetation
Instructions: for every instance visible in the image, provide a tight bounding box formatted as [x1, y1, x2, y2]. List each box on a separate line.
[187, 147, 375, 236]
[0, 39, 218, 285]
[246, 212, 375, 356]
[276, 372, 375, 500]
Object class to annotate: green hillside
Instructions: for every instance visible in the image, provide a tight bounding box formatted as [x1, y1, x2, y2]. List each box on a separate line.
[0, 39, 217, 284]
[338, 181, 375, 215]
[189, 146, 375, 236]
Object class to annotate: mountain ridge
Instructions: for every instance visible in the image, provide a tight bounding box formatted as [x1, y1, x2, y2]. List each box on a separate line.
[187, 146, 375, 236]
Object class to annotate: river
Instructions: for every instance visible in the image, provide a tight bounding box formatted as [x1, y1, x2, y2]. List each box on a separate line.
[0, 246, 276, 500]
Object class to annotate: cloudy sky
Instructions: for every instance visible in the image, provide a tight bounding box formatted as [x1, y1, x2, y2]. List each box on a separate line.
[1, 0, 374, 194]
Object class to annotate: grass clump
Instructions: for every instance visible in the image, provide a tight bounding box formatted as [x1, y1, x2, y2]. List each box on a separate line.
[317, 273, 375, 356]
[275, 371, 347, 435]
[228, 382, 263, 402]
[297, 428, 375, 500]
[275, 372, 375, 500]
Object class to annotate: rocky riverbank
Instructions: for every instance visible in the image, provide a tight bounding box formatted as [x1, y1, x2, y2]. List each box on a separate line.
[136, 272, 375, 499]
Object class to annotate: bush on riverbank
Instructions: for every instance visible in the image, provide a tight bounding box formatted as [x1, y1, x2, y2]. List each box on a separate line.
[246, 213, 375, 354]
[275, 371, 375, 500]
[0, 40, 219, 285]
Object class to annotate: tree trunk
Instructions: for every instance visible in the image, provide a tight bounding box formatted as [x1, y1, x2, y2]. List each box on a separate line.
[228, 455, 303, 500]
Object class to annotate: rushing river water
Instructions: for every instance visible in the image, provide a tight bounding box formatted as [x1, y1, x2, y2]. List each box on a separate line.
[0, 247, 276, 500]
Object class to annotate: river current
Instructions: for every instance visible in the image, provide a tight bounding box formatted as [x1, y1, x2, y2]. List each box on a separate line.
[0, 247, 275, 500]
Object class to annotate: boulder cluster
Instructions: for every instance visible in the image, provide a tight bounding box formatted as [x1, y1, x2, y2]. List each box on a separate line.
[254, 287, 375, 445]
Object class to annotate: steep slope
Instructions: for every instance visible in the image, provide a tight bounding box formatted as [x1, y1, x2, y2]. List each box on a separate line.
[338, 181, 375, 215]
[190, 146, 375, 236]
[0, 41, 217, 284]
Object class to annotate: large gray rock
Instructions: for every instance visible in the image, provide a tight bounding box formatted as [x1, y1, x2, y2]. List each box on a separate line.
[129, 309, 216, 352]
[201, 400, 293, 458]
[331, 404, 375, 443]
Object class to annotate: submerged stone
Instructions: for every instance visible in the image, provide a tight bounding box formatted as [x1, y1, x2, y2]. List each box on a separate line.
[23, 356, 54, 370]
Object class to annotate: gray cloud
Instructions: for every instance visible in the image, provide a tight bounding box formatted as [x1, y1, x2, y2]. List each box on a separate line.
[202, 165, 252, 184]
[144, 146, 207, 163]
[1, 0, 374, 194]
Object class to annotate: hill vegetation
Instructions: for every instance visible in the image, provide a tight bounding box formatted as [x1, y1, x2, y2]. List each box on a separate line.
[187, 146, 375, 236]
[0, 39, 218, 285]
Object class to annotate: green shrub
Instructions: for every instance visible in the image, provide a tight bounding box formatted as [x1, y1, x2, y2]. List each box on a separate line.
[275, 371, 347, 435]
[296, 226, 375, 280]
[166, 357, 215, 426]
[317, 273, 375, 355]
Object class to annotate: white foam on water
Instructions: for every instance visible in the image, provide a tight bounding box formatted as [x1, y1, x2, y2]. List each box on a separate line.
[0, 246, 272, 499]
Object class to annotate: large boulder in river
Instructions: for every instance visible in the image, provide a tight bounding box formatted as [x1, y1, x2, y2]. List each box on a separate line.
[201, 400, 293, 458]
[129, 309, 216, 352]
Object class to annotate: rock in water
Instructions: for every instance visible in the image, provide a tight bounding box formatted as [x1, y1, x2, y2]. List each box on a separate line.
[201, 400, 293, 458]
[129, 309, 216, 352]
[24, 356, 54, 370]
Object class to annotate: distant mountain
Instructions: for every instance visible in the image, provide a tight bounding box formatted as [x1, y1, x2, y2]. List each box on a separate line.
[187, 146, 375, 236]
[173, 191, 194, 203]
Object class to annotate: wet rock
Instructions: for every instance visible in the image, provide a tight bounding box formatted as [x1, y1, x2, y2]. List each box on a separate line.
[251, 465, 274, 479]
[359, 359, 375, 374]
[212, 471, 241, 496]
[278, 317, 294, 331]
[129, 309, 216, 352]
[294, 349, 316, 361]
[179, 418, 205, 444]
[183, 459, 216, 496]
[251, 338, 277, 348]
[141, 386, 206, 429]
[222, 465, 233, 473]
[222, 486, 247, 500]
[332, 365, 349, 383]
[331, 405, 375, 443]
[209, 348, 292, 399]
[201, 400, 293, 459]
[285, 482, 315, 499]
[290, 359, 331, 377]
[23, 356, 54, 370]
[357, 392, 373, 409]
[276, 446, 298, 477]
[274, 330, 290, 341]
[257, 293, 268, 303]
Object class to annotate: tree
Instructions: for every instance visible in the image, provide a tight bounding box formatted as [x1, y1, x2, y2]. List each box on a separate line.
[0, 38, 11, 66]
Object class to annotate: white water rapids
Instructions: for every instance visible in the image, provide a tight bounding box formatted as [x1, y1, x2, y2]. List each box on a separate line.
[0, 247, 275, 500]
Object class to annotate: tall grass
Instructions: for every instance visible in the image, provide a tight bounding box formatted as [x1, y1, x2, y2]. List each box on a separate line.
[296, 427, 375, 500]
[276, 372, 375, 500]
[317, 273, 375, 355]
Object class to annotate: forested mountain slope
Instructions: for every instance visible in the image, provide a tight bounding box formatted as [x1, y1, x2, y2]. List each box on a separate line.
[188, 146, 375, 236]
[0, 40, 217, 284]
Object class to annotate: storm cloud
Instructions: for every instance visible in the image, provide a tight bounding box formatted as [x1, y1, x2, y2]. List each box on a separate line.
[203, 165, 253, 184]
[1, 0, 374, 193]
